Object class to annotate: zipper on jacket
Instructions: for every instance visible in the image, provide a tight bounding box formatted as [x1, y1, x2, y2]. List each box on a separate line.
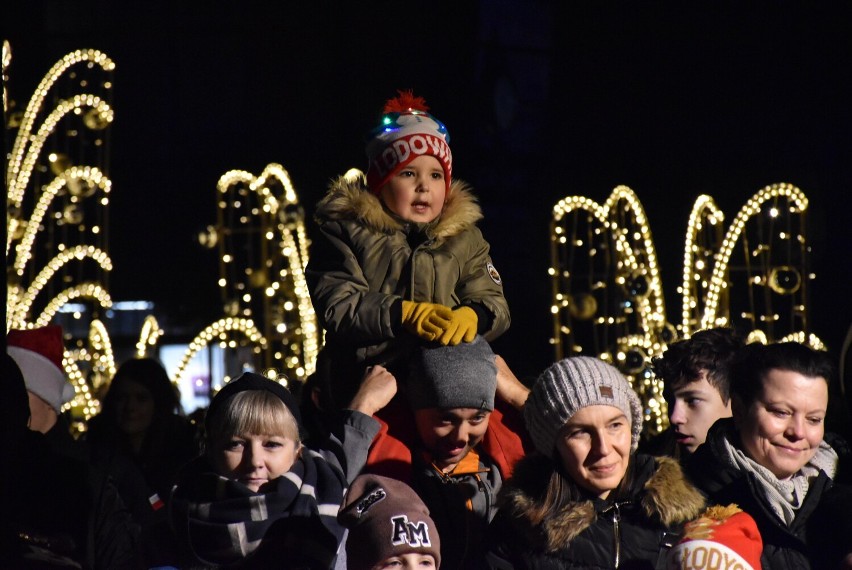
[612, 503, 621, 569]
[601, 501, 623, 569]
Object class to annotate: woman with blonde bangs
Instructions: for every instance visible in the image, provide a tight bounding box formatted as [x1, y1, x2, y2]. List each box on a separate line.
[170, 369, 396, 569]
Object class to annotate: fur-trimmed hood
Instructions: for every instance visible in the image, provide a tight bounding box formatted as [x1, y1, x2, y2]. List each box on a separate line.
[315, 173, 482, 240]
[501, 453, 706, 553]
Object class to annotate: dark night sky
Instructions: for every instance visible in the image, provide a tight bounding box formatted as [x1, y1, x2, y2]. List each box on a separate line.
[5, 2, 852, 384]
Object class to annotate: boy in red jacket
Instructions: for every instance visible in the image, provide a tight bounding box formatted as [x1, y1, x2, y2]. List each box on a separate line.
[364, 336, 530, 570]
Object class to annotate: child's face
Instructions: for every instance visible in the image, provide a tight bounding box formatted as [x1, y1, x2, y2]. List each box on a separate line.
[212, 432, 300, 492]
[379, 155, 446, 223]
[414, 407, 491, 471]
[373, 553, 436, 570]
[669, 370, 732, 454]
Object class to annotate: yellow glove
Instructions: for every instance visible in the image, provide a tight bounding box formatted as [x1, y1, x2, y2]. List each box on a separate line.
[437, 306, 478, 346]
[401, 301, 453, 342]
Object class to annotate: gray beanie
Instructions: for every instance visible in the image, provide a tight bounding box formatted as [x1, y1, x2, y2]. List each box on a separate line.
[407, 335, 497, 410]
[524, 356, 644, 456]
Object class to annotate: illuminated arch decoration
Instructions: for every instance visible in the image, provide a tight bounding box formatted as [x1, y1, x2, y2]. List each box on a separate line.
[5, 45, 115, 420]
[550, 186, 670, 434]
[136, 315, 163, 358]
[551, 182, 823, 437]
[698, 183, 815, 344]
[194, 163, 319, 385]
[174, 318, 267, 384]
[680, 195, 725, 335]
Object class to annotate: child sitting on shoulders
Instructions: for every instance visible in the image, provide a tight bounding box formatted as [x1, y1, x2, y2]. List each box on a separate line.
[306, 90, 510, 407]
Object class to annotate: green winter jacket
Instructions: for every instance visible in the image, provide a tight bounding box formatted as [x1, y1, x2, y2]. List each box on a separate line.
[306, 174, 510, 373]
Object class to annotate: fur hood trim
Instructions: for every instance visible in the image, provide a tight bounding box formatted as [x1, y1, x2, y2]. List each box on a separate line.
[315, 173, 482, 240]
[502, 455, 705, 552]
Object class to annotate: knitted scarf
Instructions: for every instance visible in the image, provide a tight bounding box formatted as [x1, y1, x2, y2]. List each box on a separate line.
[717, 429, 838, 526]
[170, 450, 347, 568]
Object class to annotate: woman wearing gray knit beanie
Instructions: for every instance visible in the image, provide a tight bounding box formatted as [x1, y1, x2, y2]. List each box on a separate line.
[487, 356, 706, 569]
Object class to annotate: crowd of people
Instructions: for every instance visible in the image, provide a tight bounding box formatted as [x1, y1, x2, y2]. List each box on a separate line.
[4, 91, 852, 569]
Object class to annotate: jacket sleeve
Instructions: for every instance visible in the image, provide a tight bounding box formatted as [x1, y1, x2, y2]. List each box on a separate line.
[306, 221, 401, 343]
[312, 409, 381, 484]
[455, 227, 511, 340]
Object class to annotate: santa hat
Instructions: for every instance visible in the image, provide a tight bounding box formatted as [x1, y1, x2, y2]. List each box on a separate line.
[7, 325, 75, 413]
[365, 90, 452, 194]
[339, 474, 441, 570]
[667, 504, 762, 570]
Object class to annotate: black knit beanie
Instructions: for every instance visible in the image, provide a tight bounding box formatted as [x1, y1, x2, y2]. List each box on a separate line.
[205, 372, 302, 434]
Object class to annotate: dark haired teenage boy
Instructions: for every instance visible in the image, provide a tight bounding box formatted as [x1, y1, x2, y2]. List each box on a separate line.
[644, 327, 744, 460]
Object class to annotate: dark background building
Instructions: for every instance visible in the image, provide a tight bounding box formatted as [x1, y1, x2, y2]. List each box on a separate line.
[5, 2, 851, 405]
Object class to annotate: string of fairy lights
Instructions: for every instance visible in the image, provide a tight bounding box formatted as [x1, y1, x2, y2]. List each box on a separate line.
[550, 182, 822, 436]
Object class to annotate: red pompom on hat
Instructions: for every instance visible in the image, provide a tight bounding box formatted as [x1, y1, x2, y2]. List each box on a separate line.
[365, 89, 452, 194]
[667, 504, 763, 570]
[7, 325, 75, 413]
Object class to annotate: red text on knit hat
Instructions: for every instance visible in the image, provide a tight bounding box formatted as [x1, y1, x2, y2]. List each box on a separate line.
[372, 133, 451, 180]
[668, 543, 752, 570]
[390, 515, 432, 548]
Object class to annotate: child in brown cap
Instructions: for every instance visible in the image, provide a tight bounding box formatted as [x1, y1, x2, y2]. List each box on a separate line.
[340, 473, 441, 569]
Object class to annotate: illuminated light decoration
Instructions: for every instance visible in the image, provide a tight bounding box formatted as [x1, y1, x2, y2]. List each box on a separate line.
[6, 48, 116, 425]
[550, 182, 821, 437]
[6, 49, 114, 209]
[550, 186, 668, 435]
[87, 319, 116, 396]
[34, 283, 112, 327]
[174, 318, 267, 383]
[700, 183, 808, 331]
[767, 265, 802, 295]
[7, 95, 114, 218]
[8, 246, 113, 329]
[680, 195, 725, 336]
[137, 315, 163, 357]
[206, 163, 320, 384]
[13, 167, 111, 267]
[779, 331, 826, 351]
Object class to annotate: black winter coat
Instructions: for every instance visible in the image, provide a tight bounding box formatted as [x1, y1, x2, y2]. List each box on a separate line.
[487, 454, 705, 569]
[4, 429, 142, 569]
[685, 418, 852, 569]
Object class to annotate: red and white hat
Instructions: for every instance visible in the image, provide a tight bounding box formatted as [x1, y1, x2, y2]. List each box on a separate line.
[667, 504, 763, 570]
[365, 90, 452, 194]
[7, 325, 75, 413]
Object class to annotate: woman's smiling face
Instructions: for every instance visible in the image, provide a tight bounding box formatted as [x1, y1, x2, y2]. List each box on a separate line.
[556, 405, 632, 499]
[735, 369, 828, 479]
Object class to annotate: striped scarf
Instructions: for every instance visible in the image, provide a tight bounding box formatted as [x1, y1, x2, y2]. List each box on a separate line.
[170, 450, 347, 568]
